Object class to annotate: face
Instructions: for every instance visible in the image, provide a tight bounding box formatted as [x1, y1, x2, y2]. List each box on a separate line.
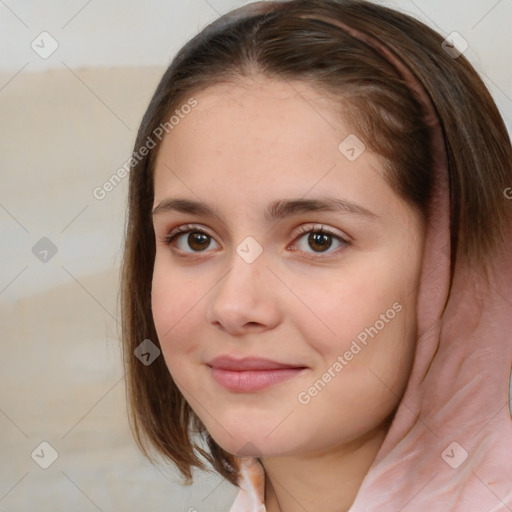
[151, 78, 426, 459]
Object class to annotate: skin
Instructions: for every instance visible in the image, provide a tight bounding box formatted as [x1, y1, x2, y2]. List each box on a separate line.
[151, 77, 426, 512]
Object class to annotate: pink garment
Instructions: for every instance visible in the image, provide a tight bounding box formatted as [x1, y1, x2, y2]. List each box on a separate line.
[227, 5, 512, 512]
[229, 457, 266, 512]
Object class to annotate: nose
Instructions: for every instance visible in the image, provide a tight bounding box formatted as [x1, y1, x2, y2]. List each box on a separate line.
[205, 248, 281, 336]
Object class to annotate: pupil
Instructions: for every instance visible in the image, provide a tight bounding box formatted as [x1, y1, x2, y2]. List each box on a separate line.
[309, 232, 331, 252]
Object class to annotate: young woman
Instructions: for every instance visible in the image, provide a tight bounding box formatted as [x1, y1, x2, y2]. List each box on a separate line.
[120, 1, 512, 510]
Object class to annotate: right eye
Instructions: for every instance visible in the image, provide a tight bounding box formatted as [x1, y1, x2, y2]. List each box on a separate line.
[163, 224, 220, 254]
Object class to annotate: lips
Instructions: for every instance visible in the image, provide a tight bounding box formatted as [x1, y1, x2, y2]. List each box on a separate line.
[207, 355, 305, 371]
[206, 356, 308, 392]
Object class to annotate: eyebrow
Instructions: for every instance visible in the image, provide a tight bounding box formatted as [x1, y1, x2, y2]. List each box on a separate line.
[152, 196, 380, 223]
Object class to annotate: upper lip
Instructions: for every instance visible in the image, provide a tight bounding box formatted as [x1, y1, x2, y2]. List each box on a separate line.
[207, 356, 306, 371]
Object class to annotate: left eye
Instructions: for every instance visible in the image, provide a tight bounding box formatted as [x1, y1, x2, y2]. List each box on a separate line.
[290, 225, 349, 256]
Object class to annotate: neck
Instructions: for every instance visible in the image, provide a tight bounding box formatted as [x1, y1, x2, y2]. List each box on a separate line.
[262, 424, 388, 512]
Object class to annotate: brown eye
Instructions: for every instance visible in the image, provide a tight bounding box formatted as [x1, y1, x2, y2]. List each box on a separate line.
[307, 231, 333, 252]
[186, 232, 211, 251]
[290, 224, 350, 258]
[164, 226, 220, 253]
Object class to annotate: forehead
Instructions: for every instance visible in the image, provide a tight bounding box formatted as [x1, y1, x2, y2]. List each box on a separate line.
[192, 77, 338, 110]
[178, 78, 342, 141]
[151, 77, 404, 221]
[154, 77, 371, 179]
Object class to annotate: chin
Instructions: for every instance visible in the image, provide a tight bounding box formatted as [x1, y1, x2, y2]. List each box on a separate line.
[205, 423, 300, 459]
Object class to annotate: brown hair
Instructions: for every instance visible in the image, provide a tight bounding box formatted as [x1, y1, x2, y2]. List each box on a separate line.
[120, 0, 512, 487]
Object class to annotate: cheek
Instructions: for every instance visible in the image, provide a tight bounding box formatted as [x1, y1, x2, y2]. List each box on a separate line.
[297, 263, 402, 357]
[150, 258, 205, 362]
[298, 258, 419, 394]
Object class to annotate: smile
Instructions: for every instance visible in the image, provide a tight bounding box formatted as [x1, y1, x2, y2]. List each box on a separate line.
[206, 355, 308, 392]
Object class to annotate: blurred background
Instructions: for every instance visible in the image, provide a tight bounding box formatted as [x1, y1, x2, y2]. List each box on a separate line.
[0, 0, 511, 510]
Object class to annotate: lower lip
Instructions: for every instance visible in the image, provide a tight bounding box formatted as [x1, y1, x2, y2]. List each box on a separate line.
[210, 367, 306, 392]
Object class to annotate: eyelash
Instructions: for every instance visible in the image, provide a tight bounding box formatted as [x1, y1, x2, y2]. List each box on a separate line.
[162, 223, 351, 259]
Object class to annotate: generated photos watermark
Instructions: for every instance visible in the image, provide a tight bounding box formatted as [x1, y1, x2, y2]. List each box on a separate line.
[93, 97, 198, 200]
[297, 301, 403, 405]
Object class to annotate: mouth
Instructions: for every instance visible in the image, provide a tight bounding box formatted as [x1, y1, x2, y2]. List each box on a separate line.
[206, 356, 308, 392]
